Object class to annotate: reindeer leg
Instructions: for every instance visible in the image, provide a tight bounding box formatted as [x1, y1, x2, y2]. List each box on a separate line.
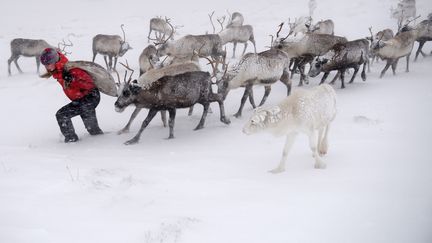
[215, 96, 231, 125]
[330, 71, 340, 84]
[241, 42, 248, 57]
[113, 57, 118, 71]
[320, 72, 330, 84]
[349, 65, 359, 83]
[269, 132, 298, 174]
[405, 54, 410, 73]
[361, 62, 367, 81]
[13, 56, 23, 74]
[103, 56, 109, 71]
[259, 86, 271, 106]
[232, 42, 237, 59]
[160, 110, 167, 127]
[319, 124, 330, 156]
[415, 41, 425, 61]
[118, 107, 142, 134]
[188, 106, 194, 116]
[299, 63, 308, 85]
[7, 55, 17, 76]
[340, 69, 346, 89]
[248, 87, 257, 109]
[147, 29, 152, 43]
[92, 52, 97, 62]
[391, 59, 399, 75]
[167, 108, 176, 139]
[35, 56, 41, 74]
[108, 56, 113, 71]
[307, 130, 326, 169]
[124, 108, 158, 145]
[380, 59, 392, 78]
[194, 103, 209, 130]
[279, 70, 291, 96]
[234, 85, 252, 118]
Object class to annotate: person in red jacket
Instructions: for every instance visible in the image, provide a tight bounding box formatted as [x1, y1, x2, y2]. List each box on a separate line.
[40, 48, 103, 143]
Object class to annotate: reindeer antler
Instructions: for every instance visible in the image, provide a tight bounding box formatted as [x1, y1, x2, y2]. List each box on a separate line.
[57, 36, 73, 55]
[217, 16, 226, 32]
[276, 22, 284, 38]
[119, 60, 135, 83]
[120, 24, 126, 42]
[153, 17, 174, 46]
[209, 11, 216, 34]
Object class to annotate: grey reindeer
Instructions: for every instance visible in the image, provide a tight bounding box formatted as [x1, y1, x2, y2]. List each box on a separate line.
[216, 48, 292, 118]
[371, 27, 417, 78]
[7, 38, 55, 76]
[308, 39, 370, 89]
[147, 17, 181, 43]
[209, 11, 256, 58]
[92, 24, 132, 71]
[366, 27, 394, 64]
[114, 64, 230, 145]
[272, 23, 347, 86]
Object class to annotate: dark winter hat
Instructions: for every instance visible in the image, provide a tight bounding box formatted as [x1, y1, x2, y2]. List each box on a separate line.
[40, 48, 59, 65]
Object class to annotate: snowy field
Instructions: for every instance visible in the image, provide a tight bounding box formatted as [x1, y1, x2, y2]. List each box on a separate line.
[1, 0, 432, 242]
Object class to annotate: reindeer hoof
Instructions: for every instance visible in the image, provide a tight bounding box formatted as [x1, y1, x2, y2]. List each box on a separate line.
[124, 137, 139, 145]
[314, 162, 327, 169]
[194, 125, 204, 130]
[269, 167, 285, 174]
[234, 113, 242, 118]
[117, 129, 129, 135]
[221, 118, 231, 124]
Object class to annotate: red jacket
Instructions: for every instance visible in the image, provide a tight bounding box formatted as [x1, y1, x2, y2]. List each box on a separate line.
[52, 52, 96, 101]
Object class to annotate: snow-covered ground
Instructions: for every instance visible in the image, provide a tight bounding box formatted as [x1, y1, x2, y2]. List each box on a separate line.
[1, 0, 432, 242]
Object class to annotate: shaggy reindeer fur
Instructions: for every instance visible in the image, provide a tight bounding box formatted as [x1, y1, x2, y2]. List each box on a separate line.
[243, 84, 337, 173]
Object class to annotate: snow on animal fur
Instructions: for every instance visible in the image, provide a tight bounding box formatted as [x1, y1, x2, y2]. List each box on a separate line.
[243, 84, 337, 173]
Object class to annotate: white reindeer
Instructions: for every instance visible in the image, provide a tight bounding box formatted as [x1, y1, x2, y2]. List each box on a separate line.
[243, 84, 337, 173]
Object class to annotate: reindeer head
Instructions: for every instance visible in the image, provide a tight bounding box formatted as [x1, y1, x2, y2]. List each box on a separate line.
[114, 62, 141, 112]
[309, 56, 329, 77]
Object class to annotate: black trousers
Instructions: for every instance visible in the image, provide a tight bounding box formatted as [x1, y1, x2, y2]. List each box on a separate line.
[56, 89, 102, 140]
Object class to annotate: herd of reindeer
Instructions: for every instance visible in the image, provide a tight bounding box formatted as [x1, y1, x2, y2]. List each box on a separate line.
[5, 10, 432, 171]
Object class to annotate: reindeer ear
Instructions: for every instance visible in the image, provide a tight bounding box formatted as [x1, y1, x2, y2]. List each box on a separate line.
[130, 83, 141, 95]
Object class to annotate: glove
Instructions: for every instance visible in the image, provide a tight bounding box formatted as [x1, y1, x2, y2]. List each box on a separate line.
[62, 70, 73, 89]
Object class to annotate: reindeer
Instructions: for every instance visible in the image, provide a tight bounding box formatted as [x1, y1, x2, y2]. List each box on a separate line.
[217, 48, 291, 118]
[366, 27, 394, 64]
[147, 17, 181, 43]
[157, 34, 226, 68]
[307, 19, 335, 35]
[218, 25, 257, 58]
[243, 84, 337, 173]
[371, 27, 417, 78]
[92, 24, 132, 71]
[226, 11, 244, 28]
[7, 38, 54, 76]
[273, 23, 348, 86]
[114, 65, 230, 145]
[118, 60, 202, 135]
[308, 39, 370, 89]
[138, 44, 159, 76]
[410, 18, 432, 61]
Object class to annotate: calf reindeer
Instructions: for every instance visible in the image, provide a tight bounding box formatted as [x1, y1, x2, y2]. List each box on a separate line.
[8, 38, 54, 76]
[243, 84, 337, 173]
